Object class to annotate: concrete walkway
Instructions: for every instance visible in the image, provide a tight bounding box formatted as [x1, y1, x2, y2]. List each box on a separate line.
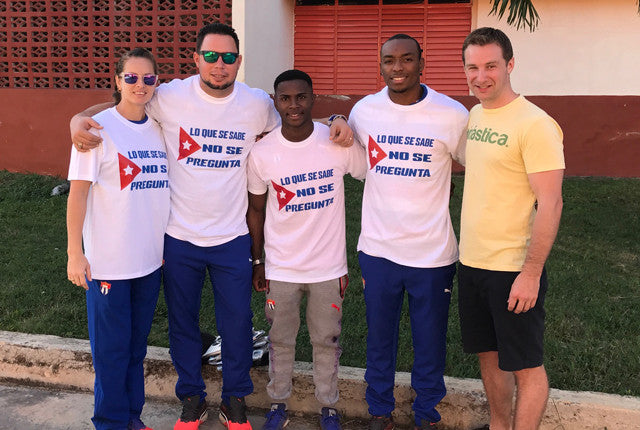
[0, 382, 361, 430]
[1, 331, 639, 430]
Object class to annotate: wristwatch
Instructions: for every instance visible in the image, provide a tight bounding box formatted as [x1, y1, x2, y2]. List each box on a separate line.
[327, 114, 347, 126]
[252, 258, 264, 266]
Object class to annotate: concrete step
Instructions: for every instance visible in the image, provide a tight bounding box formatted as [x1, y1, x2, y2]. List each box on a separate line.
[1, 331, 639, 429]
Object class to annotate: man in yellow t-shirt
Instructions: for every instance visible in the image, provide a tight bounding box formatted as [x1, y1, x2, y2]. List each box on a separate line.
[459, 28, 565, 430]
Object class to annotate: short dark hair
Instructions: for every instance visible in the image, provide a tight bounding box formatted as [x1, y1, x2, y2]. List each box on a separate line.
[273, 69, 313, 93]
[113, 47, 158, 104]
[382, 34, 423, 58]
[196, 22, 240, 53]
[462, 27, 513, 64]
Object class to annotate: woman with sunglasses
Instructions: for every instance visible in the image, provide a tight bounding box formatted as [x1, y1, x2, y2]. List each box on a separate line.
[66, 47, 169, 430]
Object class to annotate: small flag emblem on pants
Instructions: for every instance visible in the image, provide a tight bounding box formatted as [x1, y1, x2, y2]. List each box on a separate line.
[100, 281, 111, 295]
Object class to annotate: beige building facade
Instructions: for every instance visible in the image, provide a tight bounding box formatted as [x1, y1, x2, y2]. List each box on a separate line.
[233, 0, 640, 96]
[473, 0, 640, 95]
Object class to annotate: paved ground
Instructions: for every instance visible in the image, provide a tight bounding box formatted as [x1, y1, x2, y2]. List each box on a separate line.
[4, 331, 640, 429]
[0, 382, 367, 430]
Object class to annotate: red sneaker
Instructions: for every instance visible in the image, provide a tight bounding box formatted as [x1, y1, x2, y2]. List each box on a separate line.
[218, 396, 253, 430]
[174, 396, 208, 430]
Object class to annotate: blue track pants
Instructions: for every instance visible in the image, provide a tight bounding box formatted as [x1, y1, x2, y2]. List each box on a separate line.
[163, 234, 254, 403]
[86, 268, 161, 430]
[359, 253, 455, 424]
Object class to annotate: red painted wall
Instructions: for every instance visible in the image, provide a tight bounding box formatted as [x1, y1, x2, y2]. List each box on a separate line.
[314, 94, 640, 178]
[1, 89, 638, 178]
[0, 89, 113, 177]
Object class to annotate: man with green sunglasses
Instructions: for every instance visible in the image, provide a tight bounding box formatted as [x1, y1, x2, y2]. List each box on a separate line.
[199, 50, 239, 65]
[70, 22, 353, 430]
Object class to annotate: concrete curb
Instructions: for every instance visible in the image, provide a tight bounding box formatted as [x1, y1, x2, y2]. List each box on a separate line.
[1, 331, 639, 429]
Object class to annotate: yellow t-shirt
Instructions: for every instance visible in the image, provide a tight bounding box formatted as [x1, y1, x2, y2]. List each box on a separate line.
[459, 96, 565, 271]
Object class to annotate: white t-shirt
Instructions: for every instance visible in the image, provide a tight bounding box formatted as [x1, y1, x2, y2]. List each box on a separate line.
[349, 86, 468, 268]
[68, 107, 170, 279]
[146, 76, 280, 247]
[247, 123, 367, 283]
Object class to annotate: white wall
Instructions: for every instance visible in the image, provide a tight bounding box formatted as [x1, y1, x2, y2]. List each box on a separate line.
[475, 0, 640, 95]
[233, 0, 294, 93]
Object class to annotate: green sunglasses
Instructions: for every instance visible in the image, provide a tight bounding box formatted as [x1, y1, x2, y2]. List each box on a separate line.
[199, 50, 239, 64]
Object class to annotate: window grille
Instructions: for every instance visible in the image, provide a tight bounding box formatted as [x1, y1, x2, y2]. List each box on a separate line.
[0, 0, 232, 89]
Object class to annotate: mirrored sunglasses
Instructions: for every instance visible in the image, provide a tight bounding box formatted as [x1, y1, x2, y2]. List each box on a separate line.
[122, 73, 158, 85]
[200, 50, 239, 64]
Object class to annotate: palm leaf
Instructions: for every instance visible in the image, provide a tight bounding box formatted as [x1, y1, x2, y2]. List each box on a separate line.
[489, 0, 540, 32]
[490, 1, 639, 31]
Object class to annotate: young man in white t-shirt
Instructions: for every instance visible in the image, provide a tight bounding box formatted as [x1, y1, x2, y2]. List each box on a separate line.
[70, 23, 354, 430]
[348, 34, 468, 430]
[246, 70, 366, 430]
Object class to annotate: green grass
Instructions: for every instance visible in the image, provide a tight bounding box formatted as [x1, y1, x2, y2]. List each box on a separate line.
[1, 171, 639, 396]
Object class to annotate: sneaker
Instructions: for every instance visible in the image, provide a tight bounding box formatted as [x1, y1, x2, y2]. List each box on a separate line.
[174, 396, 208, 430]
[414, 418, 441, 430]
[368, 415, 394, 430]
[129, 417, 153, 430]
[262, 403, 289, 430]
[219, 396, 253, 430]
[319, 407, 342, 430]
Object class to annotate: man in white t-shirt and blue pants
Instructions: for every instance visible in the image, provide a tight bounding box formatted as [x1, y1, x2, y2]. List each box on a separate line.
[348, 34, 468, 430]
[143, 24, 279, 430]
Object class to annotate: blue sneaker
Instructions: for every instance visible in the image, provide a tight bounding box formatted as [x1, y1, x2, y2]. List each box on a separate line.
[319, 407, 342, 430]
[262, 403, 289, 430]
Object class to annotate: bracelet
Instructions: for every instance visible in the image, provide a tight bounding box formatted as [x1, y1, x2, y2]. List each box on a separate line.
[328, 114, 347, 127]
[252, 258, 264, 266]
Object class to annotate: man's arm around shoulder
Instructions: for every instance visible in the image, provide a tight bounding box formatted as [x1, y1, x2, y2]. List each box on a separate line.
[70, 102, 114, 152]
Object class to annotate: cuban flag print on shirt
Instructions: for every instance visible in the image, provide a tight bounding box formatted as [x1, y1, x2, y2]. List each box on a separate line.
[271, 180, 295, 210]
[118, 153, 142, 190]
[367, 135, 387, 169]
[178, 127, 202, 160]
